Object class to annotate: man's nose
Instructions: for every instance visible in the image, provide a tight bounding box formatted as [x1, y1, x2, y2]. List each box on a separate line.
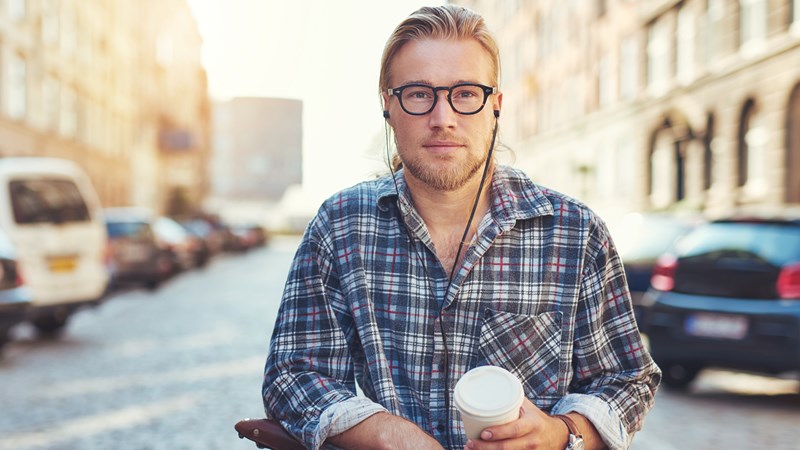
[428, 91, 457, 128]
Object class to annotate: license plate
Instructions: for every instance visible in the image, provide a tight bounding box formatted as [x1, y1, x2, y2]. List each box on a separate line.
[121, 244, 150, 263]
[48, 256, 78, 273]
[685, 313, 748, 340]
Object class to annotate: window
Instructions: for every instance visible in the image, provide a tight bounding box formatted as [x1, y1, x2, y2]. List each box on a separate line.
[647, 20, 670, 96]
[788, 85, 800, 203]
[620, 36, 639, 100]
[706, 0, 725, 61]
[41, 0, 59, 45]
[7, 55, 27, 120]
[61, 10, 77, 57]
[739, 0, 767, 55]
[794, 0, 800, 30]
[10, 179, 90, 224]
[650, 132, 677, 209]
[703, 113, 715, 191]
[676, 6, 696, 84]
[8, 0, 26, 22]
[737, 101, 754, 187]
[737, 99, 767, 197]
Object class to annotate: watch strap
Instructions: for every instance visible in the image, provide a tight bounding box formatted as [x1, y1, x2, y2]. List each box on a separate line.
[554, 414, 583, 441]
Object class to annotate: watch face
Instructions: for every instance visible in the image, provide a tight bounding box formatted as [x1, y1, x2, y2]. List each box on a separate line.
[567, 437, 584, 450]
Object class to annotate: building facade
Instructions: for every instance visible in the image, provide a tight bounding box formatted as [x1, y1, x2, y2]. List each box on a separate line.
[0, 0, 209, 214]
[210, 97, 303, 203]
[459, 0, 800, 219]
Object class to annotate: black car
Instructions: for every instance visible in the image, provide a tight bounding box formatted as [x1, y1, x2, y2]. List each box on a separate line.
[643, 215, 800, 388]
[0, 228, 31, 352]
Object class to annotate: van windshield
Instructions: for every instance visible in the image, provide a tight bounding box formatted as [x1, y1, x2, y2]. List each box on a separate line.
[10, 179, 91, 224]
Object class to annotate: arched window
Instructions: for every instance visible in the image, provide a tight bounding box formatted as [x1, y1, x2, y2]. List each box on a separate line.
[737, 99, 756, 188]
[704, 113, 714, 191]
[649, 113, 691, 209]
[787, 83, 800, 203]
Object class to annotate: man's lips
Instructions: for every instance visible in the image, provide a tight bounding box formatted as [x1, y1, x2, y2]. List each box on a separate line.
[422, 141, 464, 153]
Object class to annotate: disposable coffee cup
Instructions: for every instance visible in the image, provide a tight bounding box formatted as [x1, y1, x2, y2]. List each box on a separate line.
[453, 365, 524, 440]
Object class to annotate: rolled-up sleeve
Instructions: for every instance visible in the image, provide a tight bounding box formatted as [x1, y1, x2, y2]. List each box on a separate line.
[556, 218, 661, 450]
[263, 216, 382, 450]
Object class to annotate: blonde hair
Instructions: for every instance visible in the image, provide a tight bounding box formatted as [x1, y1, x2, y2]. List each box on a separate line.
[379, 4, 501, 93]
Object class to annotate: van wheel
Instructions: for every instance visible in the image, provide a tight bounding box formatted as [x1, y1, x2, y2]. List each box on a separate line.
[32, 310, 70, 335]
[661, 363, 701, 389]
[146, 279, 161, 291]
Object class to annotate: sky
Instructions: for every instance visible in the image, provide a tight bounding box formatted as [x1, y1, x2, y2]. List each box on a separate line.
[186, 0, 443, 205]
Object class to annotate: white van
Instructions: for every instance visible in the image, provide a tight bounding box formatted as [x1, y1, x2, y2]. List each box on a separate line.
[0, 157, 109, 333]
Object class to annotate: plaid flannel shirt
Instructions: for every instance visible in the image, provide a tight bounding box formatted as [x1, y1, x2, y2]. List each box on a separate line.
[263, 165, 660, 450]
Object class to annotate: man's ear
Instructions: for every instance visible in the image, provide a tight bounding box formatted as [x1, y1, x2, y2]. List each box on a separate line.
[493, 91, 503, 116]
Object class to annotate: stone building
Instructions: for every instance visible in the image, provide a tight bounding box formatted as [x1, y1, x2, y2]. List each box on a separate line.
[211, 97, 303, 203]
[0, 0, 209, 213]
[458, 0, 800, 219]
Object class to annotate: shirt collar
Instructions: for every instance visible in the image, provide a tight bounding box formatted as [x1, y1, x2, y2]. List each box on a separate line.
[376, 165, 554, 225]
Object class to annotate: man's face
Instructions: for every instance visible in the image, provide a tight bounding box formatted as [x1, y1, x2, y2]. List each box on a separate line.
[384, 38, 502, 192]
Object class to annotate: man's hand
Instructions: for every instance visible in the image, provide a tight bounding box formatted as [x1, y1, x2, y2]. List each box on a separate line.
[464, 399, 606, 450]
[327, 411, 445, 450]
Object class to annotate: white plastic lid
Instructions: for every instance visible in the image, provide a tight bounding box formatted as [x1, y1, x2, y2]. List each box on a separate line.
[453, 366, 524, 418]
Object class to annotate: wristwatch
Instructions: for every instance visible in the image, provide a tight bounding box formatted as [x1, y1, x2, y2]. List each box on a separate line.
[554, 414, 584, 450]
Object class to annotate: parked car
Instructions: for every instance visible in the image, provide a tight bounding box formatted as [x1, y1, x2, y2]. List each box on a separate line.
[642, 215, 800, 388]
[613, 213, 702, 328]
[181, 218, 223, 261]
[0, 227, 31, 352]
[0, 157, 109, 334]
[104, 208, 175, 290]
[153, 216, 200, 270]
[229, 223, 269, 251]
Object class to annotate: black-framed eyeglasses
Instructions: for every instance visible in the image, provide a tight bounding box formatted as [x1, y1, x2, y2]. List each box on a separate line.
[387, 83, 497, 116]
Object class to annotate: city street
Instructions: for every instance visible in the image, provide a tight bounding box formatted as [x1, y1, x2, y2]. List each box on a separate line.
[0, 236, 798, 450]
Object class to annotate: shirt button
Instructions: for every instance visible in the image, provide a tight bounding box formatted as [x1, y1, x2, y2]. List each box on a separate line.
[436, 423, 446, 432]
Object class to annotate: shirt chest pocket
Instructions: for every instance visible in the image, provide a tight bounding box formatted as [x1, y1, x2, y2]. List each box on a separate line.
[477, 309, 564, 404]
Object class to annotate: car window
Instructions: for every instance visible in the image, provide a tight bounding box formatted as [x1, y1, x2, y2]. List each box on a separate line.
[10, 178, 91, 224]
[614, 215, 694, 261]
[153, 218, 188, 242]
[675, 222, 800, 266]
[106, 221, 153, 240]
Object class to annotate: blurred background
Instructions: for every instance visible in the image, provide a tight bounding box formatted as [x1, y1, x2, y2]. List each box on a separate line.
[0, 1, 799, 449]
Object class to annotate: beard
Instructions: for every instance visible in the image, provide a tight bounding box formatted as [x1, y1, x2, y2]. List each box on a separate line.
[397, 132, 491, 192]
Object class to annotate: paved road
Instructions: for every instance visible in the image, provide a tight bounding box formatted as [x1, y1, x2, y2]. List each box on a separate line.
[0, 236, 798, 449]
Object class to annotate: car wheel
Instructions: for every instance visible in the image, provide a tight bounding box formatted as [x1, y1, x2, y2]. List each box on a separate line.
[0, 329, 8, 354]
[146, 278, 162, 291]
[31, 309, 70, 336]
[660, 362, 702, 389]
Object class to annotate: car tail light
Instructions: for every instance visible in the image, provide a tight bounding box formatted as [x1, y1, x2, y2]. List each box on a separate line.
[104, 241, 114, 266]
[651, 254, 678, 291]
[15, 263, 24, 287]
[777, 262, 800, 299]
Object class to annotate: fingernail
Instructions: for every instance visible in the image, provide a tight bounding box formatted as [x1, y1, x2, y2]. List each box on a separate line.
[466, 439, 474, 449]
[481, 430, 493, 440]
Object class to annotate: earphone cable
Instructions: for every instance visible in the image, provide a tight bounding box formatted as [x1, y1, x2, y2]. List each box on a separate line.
[385, 116, 499, 445]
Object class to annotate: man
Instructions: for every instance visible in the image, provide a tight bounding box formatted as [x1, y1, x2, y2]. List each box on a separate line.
[263, 5, 660, 450]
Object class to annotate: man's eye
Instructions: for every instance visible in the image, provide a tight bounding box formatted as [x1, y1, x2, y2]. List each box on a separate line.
[454, 90, 478, 98]
[405, 89, 432, 100]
